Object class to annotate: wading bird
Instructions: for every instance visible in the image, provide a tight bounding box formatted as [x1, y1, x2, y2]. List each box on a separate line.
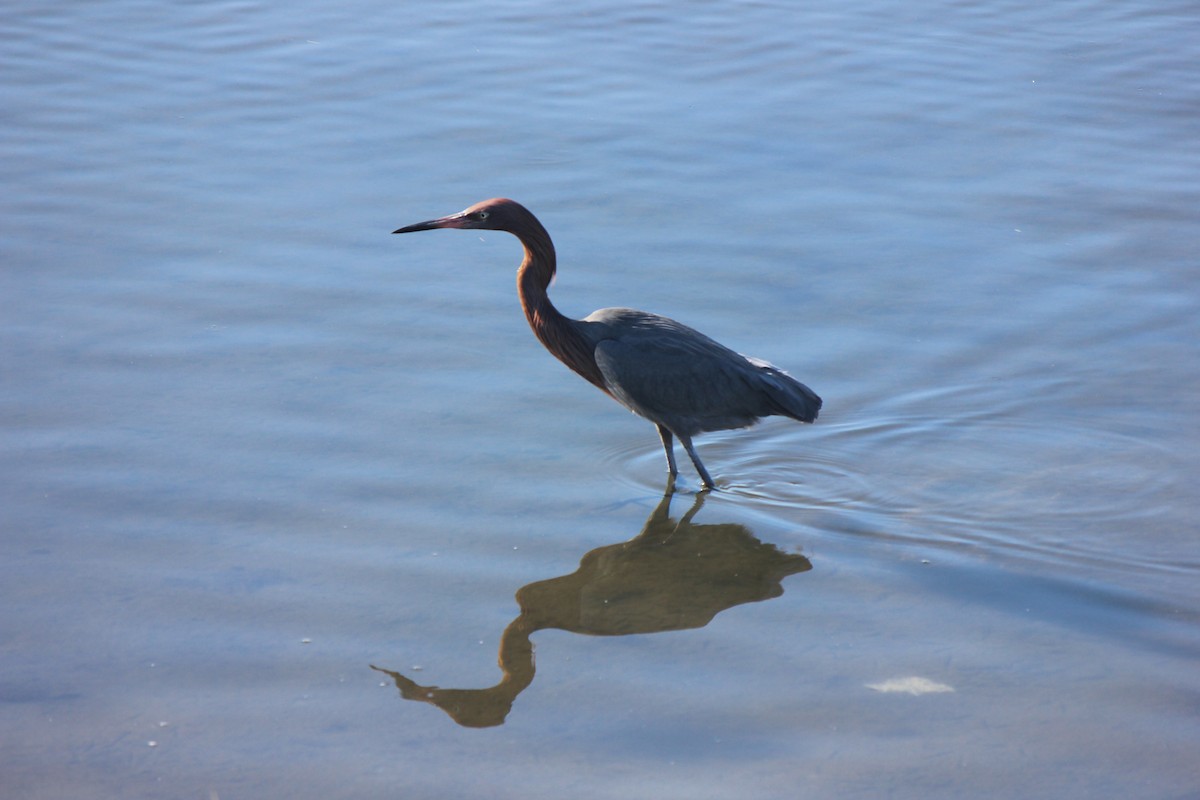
[393, 198, 821, 489]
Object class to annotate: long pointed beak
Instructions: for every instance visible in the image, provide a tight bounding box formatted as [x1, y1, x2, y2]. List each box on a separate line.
[392, 211, 467, 234]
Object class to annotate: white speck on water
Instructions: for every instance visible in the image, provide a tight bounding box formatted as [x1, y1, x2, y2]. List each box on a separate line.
[867, 676, 955, 695]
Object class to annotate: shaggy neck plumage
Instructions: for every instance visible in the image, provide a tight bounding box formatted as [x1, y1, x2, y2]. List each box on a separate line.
[511, 217, 609, 393]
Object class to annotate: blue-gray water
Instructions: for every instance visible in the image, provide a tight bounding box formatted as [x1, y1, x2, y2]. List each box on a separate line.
[3, 1, 1198, 798]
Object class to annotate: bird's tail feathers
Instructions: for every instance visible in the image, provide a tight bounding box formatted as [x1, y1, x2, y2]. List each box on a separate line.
[749, 359, 822, 423]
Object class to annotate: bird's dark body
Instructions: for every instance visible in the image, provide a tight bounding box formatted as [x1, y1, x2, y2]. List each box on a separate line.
[577, 308, 819, 437]
[394, 198, 821, 488]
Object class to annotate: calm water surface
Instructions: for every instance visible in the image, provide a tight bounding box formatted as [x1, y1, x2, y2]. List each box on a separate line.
[3, 1, 1198, 798]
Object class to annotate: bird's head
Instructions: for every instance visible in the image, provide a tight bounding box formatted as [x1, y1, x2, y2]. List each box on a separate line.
[393, 197, 529, 235]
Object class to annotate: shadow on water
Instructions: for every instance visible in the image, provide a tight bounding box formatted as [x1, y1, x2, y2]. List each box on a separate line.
[371, 491, 812, 728]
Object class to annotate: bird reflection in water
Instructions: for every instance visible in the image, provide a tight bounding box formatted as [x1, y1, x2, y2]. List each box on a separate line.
[371, 491, 812, 728]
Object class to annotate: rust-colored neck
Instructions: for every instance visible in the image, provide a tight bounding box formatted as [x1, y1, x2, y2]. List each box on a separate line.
[511, 218, 609, 393]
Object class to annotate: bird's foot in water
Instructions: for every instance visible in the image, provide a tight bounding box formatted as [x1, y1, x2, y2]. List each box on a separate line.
[664, 472, 715, 494]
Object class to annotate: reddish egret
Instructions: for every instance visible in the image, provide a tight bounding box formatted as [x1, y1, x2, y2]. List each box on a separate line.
[393, 198, 821, 489]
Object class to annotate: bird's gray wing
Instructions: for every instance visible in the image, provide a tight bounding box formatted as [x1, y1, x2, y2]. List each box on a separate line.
[587, 311, 770, 435]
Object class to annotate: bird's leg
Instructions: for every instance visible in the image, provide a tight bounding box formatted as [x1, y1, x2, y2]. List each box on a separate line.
[677, 433, 716, 490]
[656, 424, 679, 477]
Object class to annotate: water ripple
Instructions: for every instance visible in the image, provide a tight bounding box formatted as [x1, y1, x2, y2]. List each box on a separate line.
[594, 378, 1186, 579]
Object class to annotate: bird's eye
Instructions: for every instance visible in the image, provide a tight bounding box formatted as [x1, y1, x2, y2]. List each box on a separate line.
[476, 210, 490, 220]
